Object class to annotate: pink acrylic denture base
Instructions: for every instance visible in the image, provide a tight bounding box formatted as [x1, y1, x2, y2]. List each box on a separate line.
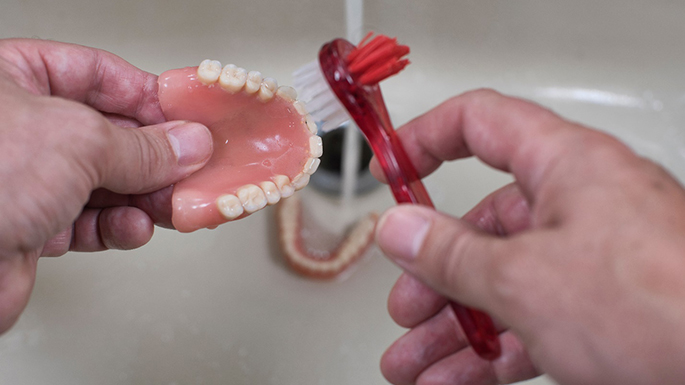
[158, 66, 312, 232]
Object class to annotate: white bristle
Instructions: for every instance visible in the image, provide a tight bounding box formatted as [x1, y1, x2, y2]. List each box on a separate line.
[306, 90, 338, 114]
[292, 60, 350, 132]
[291, 60, 320, 79]
[320, 109, 351, 133]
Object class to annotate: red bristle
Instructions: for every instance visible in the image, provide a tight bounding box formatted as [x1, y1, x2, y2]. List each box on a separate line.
[358, 31, 375, 46]
[358, 59, 410, 85]
[348, 43, 397, 74]
[348, 35, 392, 60]
[349, 31, 375, 59]
[346, 32, 410, 85]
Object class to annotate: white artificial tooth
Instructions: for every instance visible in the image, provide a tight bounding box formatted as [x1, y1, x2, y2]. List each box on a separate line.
[291, 173, 310, 191]
[276, 86, 297, 101]
[305, 116, 318, 134]
[259, 181, 281, 205]
[273, 175, 295, 198]
[258, 77, 278, 102]
[219, 64, 248, 93]
[217, 194, 244, 220]
[245, 71, 262, 94]
[309, 135, 323, 158]
[237, 184, 268, 213]
[293, 101, 308, 116]
[197, 59, 222, 85]
[303, 157, 321, 175]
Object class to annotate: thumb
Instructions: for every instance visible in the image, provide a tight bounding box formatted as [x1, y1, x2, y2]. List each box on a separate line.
[375, 204, 503, 310]
[98, 120, 213, 194]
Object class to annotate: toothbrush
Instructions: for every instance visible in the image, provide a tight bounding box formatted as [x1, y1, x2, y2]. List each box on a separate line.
[293, 33, 502, 360]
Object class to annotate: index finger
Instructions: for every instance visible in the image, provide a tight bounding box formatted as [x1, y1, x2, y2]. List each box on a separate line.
[0, 38, 165, 125]
[371, 89, 602, 198]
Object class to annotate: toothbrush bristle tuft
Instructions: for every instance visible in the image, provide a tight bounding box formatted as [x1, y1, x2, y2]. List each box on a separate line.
[347, 32, 410, 86]
[292, 60, 349, 132]
[292, 33, 410, 132]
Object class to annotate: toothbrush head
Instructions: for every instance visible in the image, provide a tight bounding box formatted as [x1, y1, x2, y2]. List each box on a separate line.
[318, 33, 410, 135]
[319, 34, 432, 206]
[347, 32, 411, 86]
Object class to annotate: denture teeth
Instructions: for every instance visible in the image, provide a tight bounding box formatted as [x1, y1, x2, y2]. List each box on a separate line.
[276, 86, 297, 102]
[291, 173, 311, 191]
[219, 64, 248, 93]
[258, 77, 278, 102]
[237, 184, 268, 213]
[273, 175, 295, 198]
[259, 181, 281, 205]
[293, 101, 308, 116]
[198, 59, 222, 85]
[303, 157, 321, 175]
[276, 195, 379, 279]
[309, 135, 323, 158]
[245, 71, 262, 94]
[305, 116, 318, 134]
[217, 194, 244, 220]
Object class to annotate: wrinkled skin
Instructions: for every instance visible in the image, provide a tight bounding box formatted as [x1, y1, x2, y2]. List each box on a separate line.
[0, 39, 213, 334]
[373, 90, 685, 385]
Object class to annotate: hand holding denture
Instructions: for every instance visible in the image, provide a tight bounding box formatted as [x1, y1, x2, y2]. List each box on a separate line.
[0, 39, 213, 333]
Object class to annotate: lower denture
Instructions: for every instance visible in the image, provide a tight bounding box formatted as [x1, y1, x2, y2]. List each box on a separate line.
[276, 194, 378, 279]
[158, 60, 322, 232]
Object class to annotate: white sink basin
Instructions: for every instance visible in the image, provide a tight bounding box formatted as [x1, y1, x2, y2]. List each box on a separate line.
[2, 1, 683, 384]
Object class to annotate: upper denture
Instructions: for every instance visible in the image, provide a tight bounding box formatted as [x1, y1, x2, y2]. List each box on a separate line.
[158, 60, 322, 232]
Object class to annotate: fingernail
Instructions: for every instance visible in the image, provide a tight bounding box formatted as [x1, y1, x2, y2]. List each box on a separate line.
[167, 122, 213, 166]
[376, 206, 432, 264]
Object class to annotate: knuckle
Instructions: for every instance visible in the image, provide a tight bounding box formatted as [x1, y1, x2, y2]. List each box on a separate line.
[463, 88, 501, 102]
[455, 88, 500, 115]
[576, 130, 631, 162]
[442, 88, 501, 114]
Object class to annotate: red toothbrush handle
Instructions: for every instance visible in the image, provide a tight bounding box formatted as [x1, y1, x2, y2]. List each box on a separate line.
[450, 302, 503, 360]
[382, 129, 501, 360]
[318, 38, 501, 360]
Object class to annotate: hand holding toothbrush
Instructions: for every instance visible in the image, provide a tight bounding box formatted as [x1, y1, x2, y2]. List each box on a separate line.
[373, 89, 685, 385]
